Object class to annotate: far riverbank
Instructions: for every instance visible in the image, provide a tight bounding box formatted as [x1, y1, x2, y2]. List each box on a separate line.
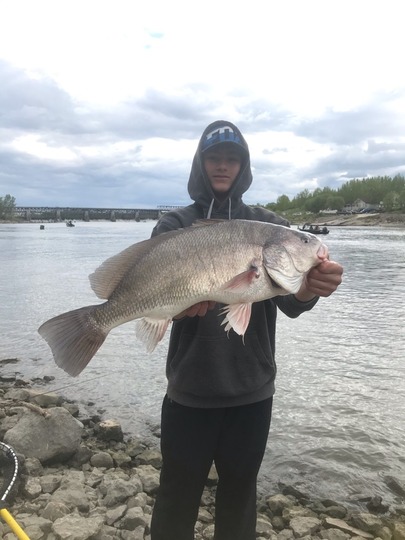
[291, 212, 405, 228]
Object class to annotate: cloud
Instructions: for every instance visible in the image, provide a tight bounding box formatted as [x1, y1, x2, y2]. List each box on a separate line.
[1, 0, 405, 210]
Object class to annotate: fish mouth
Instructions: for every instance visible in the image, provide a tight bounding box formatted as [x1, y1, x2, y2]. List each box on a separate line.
[317, 243, 329, 260]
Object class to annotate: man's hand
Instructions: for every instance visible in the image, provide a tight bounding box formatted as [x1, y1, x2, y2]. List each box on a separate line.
[174, 301, 216, 320]
[295, 260, 344, 302]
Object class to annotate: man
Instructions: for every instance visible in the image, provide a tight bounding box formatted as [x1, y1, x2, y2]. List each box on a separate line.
[150, 120, 343, 540]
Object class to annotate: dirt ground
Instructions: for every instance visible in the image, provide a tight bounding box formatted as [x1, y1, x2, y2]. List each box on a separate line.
[296, 212, 405, 227]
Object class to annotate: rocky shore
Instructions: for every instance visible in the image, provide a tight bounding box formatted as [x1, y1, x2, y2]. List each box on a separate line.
[0, 374, 404, 540]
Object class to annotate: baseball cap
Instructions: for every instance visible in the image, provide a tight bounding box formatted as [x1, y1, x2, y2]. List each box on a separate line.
[201, 123, 246, 154]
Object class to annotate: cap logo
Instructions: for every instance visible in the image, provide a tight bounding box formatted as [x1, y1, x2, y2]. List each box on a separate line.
[202, 125, 243, 151]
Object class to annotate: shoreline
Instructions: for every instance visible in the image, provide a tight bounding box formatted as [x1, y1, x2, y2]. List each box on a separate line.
[291, 212, 405, 228]
[2, 212, 405, 228]
[1, 374, 404, 539]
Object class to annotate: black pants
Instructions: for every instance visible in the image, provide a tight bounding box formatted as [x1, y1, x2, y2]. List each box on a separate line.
[150, 395, 273, 540]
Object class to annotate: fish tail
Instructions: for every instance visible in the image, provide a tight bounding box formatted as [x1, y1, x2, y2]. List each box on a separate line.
[38, 305, 108, 377]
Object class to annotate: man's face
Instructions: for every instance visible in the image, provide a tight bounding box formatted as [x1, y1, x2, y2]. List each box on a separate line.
[203, 144, 242, 199]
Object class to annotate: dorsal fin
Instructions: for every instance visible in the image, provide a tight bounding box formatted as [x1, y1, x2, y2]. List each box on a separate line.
[89, 229, 187, 299]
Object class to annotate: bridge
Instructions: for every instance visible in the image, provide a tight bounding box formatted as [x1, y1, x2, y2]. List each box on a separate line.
[14, 206, 182, 222]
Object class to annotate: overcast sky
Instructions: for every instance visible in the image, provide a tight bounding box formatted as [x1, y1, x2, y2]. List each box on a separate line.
[1, 0, 404, 209]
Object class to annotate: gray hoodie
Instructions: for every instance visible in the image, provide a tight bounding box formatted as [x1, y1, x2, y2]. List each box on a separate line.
[152, 121, 317, 408]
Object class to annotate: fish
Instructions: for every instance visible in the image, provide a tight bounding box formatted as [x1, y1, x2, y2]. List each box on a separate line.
[38, 219, 328, 377]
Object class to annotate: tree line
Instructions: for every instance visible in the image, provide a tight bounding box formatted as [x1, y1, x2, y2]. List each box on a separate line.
[0, 194, 16, 220]
[263, 174, 405, 214]
[2, 175, 405, 220]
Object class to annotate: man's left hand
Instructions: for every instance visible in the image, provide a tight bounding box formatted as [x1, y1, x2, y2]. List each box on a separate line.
[295, 260, 344, 301]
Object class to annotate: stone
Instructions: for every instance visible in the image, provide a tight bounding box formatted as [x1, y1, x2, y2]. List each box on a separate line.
[90, 451, 114, 468]
[39, 474, 61, 494]
[4, 408, 83, 463]
[393, 522, 405, 540]
[105, 504, 127, 526]
[324, 517, 374, 539]
[52, 513, 103, 540]
[23, 477, 42, 499]
[41, 501, 71, 521]
[320, 528, 350, 540]
[289, 516, 322, 537]
[96, 419, 123, 441]
[136, 464, 160, 495]
[267, 494, 294, 515]
[350, 512, 384, 534]
[256, 515, 274, 538]
[136, 448, 162, 469]
[120, 506, 148, 530]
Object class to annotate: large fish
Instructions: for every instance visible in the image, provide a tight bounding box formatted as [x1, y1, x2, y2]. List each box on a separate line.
[38, 220, 328, 376]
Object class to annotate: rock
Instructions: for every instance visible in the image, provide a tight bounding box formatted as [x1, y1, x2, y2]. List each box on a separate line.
[256, 514, 274, 538]
[324, 517, 374, 539]
[320, 528, 350, 540]
[350, 512, 384, 534]
[23, 457, 44, 476]
[393, 522, 405, 540]
[385, 476, 405, 498]
[23, 477, 42, 499]
[111, 450, 132, 467]
[101, 475, 143, 507]
[105, 504, 127, 526]
[52, 513, 103, 540]
[136, 464, 160, 495]
[207, 464, 219, 486]
[28, 389, 62, 408]
[39, 474, 61, 494]
[136, 448, 162, 469]
[324, 505, 348, 519]
[96, 419, 123, 441]
[41, 500, 72, 521]
[90, 451, 114, 468]
[4, 408, 83, 463]
[289, 516, 322, 537]
[267, 494, 295, 515]
[119, 506, 148, 530]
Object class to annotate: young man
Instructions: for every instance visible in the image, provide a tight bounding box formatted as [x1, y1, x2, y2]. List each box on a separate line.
[150, 120, 343, 540]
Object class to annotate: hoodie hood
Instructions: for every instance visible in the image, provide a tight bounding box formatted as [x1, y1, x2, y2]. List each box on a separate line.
[188, 120, 253, 218]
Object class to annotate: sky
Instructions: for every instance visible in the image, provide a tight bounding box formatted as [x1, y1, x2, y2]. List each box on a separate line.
[1, 0, 404, 209]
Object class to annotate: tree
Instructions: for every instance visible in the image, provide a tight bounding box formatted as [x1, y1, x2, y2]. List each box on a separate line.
[383, 191, 399, 212]
[305, 196, 325, 213]
[326, 195, 345, 211]
[276, 195, 291, 211]
[0, 194, 16, 220]
[399, 189, 405, 210]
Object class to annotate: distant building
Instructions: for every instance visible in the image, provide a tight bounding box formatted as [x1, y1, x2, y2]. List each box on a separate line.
[342, 199, 381, 213]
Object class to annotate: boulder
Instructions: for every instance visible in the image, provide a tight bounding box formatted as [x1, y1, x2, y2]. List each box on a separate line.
[4, 407, 83, 463]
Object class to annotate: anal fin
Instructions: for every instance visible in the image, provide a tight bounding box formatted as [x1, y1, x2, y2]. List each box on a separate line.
[136, 317, 172, 352]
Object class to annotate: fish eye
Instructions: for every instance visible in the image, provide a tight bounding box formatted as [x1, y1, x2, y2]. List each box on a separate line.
[300, 236, 310, 244]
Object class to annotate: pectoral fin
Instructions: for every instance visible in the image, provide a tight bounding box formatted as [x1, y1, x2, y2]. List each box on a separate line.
[220, 303, 253, 336]
[221, 265, 260, 293]
[136, 317, 172, 352]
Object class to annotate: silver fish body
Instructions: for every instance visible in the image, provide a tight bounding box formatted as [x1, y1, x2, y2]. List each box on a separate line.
[38, 220, 328, 376]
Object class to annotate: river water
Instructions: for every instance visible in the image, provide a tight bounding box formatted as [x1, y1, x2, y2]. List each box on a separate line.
[0, 221, 404, 507]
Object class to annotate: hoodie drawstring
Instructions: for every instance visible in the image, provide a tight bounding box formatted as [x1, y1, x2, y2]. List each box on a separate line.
[207, 199, 215, 219]
[206, 198, 232, 220]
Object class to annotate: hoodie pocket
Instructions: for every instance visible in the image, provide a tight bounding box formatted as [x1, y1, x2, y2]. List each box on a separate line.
[167, 331, 276, 399]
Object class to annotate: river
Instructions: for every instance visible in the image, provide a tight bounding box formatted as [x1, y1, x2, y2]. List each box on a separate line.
[0, 221, 404, 507]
